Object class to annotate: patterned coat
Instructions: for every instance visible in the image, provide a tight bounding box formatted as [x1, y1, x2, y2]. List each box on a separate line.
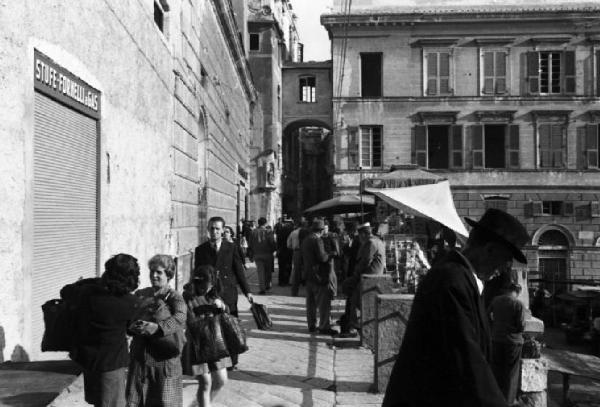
[126, 286, 187, 407]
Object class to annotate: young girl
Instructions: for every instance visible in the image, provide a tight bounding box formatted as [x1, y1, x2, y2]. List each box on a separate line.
[183, 265, 229, 407]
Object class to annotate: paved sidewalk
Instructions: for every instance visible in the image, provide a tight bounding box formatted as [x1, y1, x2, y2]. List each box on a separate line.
[52, 263, 384, 406]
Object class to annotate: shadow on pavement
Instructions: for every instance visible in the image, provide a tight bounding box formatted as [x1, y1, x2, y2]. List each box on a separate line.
[0, 392, 62, 406]
[229, 369, 370, 393]
[0, 360, 80, 374]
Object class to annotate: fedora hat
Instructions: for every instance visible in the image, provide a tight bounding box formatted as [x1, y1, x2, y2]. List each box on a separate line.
[357, 222, 371, 232]
[465, 208, 529, 264]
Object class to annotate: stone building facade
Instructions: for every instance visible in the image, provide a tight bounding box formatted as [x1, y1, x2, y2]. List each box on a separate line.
[0, 0, 257, 361]
[245, 0, 302, 223]
[282, 61, 334, 217]
[322, 0, 600, 286]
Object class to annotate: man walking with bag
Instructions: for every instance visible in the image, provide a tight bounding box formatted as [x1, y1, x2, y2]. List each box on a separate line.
[194, 216, 253, 371]
[383, 208, 530, 407]
[301, 218, 338, 336]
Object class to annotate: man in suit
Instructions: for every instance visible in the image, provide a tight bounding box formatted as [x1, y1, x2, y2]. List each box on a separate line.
[301, 218, 338, 336]
[194, 216, 253, 370]
[249, 217, 276, 294]
[383, 208, 530, 407]
[339, 222, 385, 337]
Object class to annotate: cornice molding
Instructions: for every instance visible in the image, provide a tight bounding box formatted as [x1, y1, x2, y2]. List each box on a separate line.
[211, 0, 257, 101]
[415, 111, 460, 124]
[531, 110, 573, 124]
[474, 110, 518, 123]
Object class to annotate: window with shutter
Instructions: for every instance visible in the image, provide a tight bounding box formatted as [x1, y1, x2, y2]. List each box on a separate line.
[597, 51, 600, 96]
[359, 126, 383, 169]
[591, 201, 600, 217]
[507, 125, 520, 168]
[585, 124, 599, 169]
[529, 51, 576, 95]
[482, 50, 508, 95]
[471, 125, 484, 168]
[532, 201, 543, 216]
[414, 125, 427, 167]
[524, 202, 534, 218]
[347, 126, 359, 169]
[563, 202, 575, 216]
[450, 125, 463, 168]
[564, 51, 576, 94]
[539, 124, 565, 168]
[425, 50, 452, 96]
[527, 51, 540, 94]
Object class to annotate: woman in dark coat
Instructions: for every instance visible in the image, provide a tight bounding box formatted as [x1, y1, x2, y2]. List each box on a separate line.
[61, 253, 140, 407]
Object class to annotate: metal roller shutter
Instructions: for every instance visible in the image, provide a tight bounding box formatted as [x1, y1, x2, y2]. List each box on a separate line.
[32, 92, 98, 358]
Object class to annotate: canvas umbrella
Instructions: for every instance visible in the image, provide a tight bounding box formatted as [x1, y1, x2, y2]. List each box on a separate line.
[365, 180, 469, 238]
[303, 194, 376, 216]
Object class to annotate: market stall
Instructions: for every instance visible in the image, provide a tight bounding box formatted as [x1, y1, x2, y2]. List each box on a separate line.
[361, 166, 468, 291]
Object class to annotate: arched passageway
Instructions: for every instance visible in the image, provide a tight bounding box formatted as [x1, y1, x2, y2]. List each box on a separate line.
[282, 121, 333, 219]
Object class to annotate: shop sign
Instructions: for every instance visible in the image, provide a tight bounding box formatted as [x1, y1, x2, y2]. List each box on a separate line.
[34, 49, 101, 119]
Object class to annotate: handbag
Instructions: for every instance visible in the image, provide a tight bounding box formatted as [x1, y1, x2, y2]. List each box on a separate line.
[250, 302, 273, 330]
[220, 312, 248, 355]
[136, 294, 185, 361]
[188, 314, 230, 363]
[41, 299, 73, 352]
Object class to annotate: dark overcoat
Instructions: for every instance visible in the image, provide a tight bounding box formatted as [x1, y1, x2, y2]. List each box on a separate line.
[382, 250, 508, 407]
[61, 278, 139, 372]
[194, 240, 250, 315]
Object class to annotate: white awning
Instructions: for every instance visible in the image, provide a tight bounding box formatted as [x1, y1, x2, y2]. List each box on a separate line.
[366, 180, 469, 238]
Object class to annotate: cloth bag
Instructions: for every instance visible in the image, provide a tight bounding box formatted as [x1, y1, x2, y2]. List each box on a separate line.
[41, 299, 73, 352]
[220, 313, 248, 355]
[250, 302, 273, 330]
[187, 314, 230, 363]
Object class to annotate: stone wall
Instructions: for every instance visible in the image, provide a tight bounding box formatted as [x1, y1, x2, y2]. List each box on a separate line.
[360, 275, 398, 350]
[0, 0, 257, 360]
[374, 294, 414, 393]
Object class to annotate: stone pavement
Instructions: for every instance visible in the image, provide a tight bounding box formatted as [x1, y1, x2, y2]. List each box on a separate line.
[52, 263, 384, 407]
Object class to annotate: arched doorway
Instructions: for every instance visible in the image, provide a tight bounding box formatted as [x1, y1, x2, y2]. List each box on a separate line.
[533, 226, 573, 295]
[282, 120, 333, 219]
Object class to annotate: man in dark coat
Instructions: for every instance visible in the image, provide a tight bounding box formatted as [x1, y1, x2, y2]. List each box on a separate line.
[301, 218, 337, 335]
[383, 208, 530, 407]
[194, 216, 253, 369]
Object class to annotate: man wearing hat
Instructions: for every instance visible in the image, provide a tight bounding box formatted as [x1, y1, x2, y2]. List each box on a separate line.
[301, 218, 338, 335]
[339, 222, 385, 337]
[383, 208, 530, 407]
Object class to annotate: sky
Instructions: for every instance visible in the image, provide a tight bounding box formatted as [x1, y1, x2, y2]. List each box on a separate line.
[292, 0, 334, 62]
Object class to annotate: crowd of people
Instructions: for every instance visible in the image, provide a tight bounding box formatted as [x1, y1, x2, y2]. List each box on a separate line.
[57, 208, 530, 407]
[59, 216, 253, 407]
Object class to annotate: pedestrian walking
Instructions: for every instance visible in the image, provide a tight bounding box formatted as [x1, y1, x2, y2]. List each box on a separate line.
[126, 254, 186, 407]
[274, 217, 293, 286]
[194, 216, 253, 370]
[248, 217, 276, 294]
[301, 218, 338, 336]
[183, 265, 229, 407]
[223, 226, 246, 267]
[383, 208, 530, 407]
[61, 254, 140, 407]
[339, 222, 385, 338]
[489, 283, 526, 406]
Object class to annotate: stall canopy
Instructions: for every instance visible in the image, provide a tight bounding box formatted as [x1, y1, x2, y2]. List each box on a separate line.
[362, 165, 445, 189]
[304, 194, 376, 216]
[365, 180, 469, 238]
